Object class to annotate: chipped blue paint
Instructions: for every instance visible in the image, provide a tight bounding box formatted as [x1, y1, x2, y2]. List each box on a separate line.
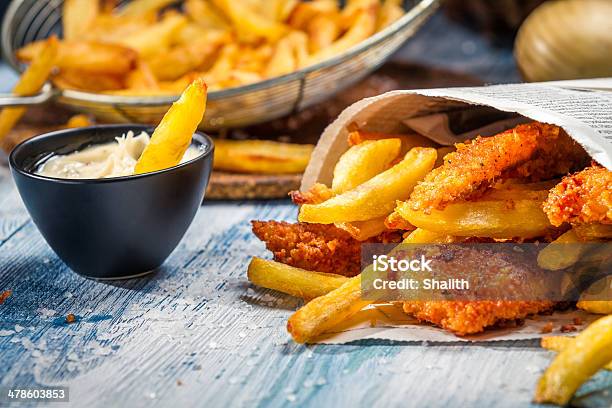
[1, 161, 610, 408]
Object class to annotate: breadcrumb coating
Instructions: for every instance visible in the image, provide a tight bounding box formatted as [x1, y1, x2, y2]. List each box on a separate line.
[402, 300, 554, 335]
[408, 122, 589, 213]
[252, 221, 401, 277]
[543, 165, 612, 226]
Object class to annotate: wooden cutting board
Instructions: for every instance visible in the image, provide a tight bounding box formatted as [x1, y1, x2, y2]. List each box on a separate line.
[1, 63, 480, 200]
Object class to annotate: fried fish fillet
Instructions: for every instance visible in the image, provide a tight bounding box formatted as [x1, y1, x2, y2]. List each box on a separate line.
[402, 300, 554, 335]
[543, 165, 612, 226]
[252, 221, 401, 277]
[408, 122, 589, 213]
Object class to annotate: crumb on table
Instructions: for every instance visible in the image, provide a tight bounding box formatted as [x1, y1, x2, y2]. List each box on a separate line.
[0, 290, 12, 304]
[540, 322, 554, 334]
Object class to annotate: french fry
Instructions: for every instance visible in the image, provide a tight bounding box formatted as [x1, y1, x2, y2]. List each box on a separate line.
[148, 38, 223, 81]
[332, 138, 401, 194]
[213, 139, 313, 174]
[577, 300, 612, 315]
[347, 130, 438, 152]
[537, 229, 586, 271]
[118, 13, 187, 58]
[288, 0, 339, 29]
[63, 0, 99, 40]
[574, 223, 612, 240]
[541, 336, 612, 370]
[402, 228, 455, 244]
[287, 275, 371, 343]
[118, 0, 179, 16]
[54, 69, 125, 92]
[299, 147, 437, 223]
[376, 0, 404, 31]
[247, 257, 348, 300]
[212, 0, 288, 42]
[65, 114, 94, 128]
[185, 0, 230, 30]
[0, 37, 58, 142]
[308, 7, 377, 65]
[126, 61, 159, 90]
[577, 275, 612, 315]
[134, 79, 207, 174]
[535, 315, 612, 405]
[397, 193, 554, 239]
[264, 36, 297, 77]
[307, 14, 340, 53]
[335, 216, 388, 241]
[83, 14, 157, 43]
[17, 40, 137, 75]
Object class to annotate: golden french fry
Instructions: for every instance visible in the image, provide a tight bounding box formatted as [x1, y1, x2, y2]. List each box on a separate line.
[134, 79, 207, 174]
[118, 0, 179, 16]
[65, 114, 94, 128]
[299, 147, 437, 224]
[202, 43, 239, 85]
[0, 37, 58, 142]
[308, 7, 377, 65]
[541, 336, 612, 369]
[307, 14, 340, 53]
[287, 275, 371, 343]
[118, 13, 187, 58]
[185, 0, 230, 30]
[397, 193, 554, 239]
[537, 229, 586, 271]
[535, 315, 612, 405]
[331, 138, 401, 194]
[577, 275, 612, 315]
[83, 14, 157, 43]
[376, 0, 404, 31]
[288, 0, 339, 29]
[402, 228, 455, 244]
[212, 0, 288, 42]
[335, 216, 388, 241]
[274, 0, 300, 22]
[247, 257, 348, 300]
[63, 0, 99, 40]
[126, 61, 159, 90]
[577, 300, 612, 315]
[17, 40, 137, 75]
[53, 69, 125, 92]
[213, 138, 313, 174]
[347, 130, 438, 152]
[264, 36, 297, 77]
[148, 38, 222, 81]
[574, 223, 612, 240]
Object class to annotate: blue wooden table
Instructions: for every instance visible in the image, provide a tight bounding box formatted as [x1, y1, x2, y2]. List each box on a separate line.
[1, 11, 611, 408]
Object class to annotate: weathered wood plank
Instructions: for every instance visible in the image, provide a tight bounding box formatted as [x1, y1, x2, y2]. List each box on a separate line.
[0, 165, 610, 408]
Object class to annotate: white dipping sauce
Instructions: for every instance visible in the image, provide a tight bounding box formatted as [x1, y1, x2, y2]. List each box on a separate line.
[36, 131, 202, 179]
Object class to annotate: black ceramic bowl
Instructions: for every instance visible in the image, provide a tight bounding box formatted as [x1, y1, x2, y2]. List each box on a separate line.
[9, 125, 214, 279]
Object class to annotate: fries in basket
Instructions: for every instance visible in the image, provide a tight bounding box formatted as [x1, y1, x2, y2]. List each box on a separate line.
[15, 0, 407, 96]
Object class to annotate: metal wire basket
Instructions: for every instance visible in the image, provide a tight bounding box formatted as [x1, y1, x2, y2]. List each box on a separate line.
[0, 0, 438, 130]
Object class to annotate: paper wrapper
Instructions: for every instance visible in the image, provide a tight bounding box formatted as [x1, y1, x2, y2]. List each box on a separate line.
[303, 78, 612, 189]
[299, 78, 612, 343]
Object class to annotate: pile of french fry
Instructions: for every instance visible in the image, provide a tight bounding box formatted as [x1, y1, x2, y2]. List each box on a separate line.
[247, 128, 612, 405]
[15, 0, 405, 95]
